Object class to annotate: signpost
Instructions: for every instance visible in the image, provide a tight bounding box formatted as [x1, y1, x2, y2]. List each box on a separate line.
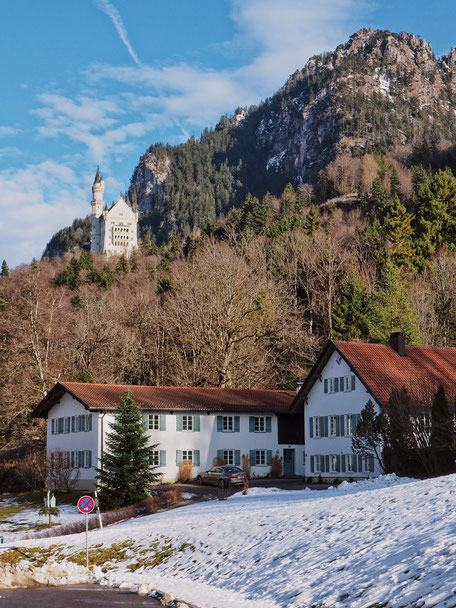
[77, 495, 95, 568]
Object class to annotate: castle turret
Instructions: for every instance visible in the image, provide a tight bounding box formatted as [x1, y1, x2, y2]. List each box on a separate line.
[91, 167, 104, 218]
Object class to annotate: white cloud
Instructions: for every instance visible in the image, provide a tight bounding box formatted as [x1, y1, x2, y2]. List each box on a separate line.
[0, 162, 88, 268]
[94, 0, 141, 66]
[0, 126, 20, 137]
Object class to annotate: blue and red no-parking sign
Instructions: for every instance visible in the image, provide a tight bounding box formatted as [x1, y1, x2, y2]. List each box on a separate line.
[78, 495, 95, 514]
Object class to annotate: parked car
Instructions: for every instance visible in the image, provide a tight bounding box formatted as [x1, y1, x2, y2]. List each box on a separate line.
[196, 465, 247, 488]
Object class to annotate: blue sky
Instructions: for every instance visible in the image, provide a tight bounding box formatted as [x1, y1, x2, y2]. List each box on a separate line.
[1, 0, 456, 268]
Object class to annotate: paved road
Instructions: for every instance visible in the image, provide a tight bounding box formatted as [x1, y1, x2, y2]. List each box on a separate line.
[0, 584, 161, 607]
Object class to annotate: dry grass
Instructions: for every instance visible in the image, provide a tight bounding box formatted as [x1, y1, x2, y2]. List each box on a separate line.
[176, 460, 193, 483]
[242, 454, 251, 478]
[23, 488, 182, 540]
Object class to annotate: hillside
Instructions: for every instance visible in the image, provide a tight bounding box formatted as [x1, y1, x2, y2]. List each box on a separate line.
[129, 28, 456, 243]
[9, 475, 456, 607]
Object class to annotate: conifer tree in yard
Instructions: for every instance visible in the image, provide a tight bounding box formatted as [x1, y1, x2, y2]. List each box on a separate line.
[352, 400, 386, 472]
[430, 384, 455, 474]
[97, 391, 160, 509]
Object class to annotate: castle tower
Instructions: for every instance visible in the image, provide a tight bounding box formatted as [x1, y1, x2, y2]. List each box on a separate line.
[91, 167, 104, 218]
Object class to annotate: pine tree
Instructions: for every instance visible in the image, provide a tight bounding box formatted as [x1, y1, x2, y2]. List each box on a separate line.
[302, 205, 321, 236]
[98, 265, 115, 290]
[382, 196, 417, 272]
[430, 384, 455, 473]
[368, 258, 420, 344]
[1, 260, 9, 278]
[332, 271, 370, 340]
[96, 391, 161, 509]
[351, 400, 385, 471]
[115, 254, 129, 276]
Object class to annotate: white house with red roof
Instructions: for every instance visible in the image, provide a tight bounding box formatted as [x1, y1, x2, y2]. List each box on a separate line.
[291, 332, 456, 481]
[33, 383, 302, 489]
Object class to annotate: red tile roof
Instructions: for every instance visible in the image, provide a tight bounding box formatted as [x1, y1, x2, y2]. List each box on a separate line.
[334, 341, 456, 407]
[33, 382, 295, 418]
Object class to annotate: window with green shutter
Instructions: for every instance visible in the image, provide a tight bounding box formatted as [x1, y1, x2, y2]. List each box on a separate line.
[249, 449, 256, 466]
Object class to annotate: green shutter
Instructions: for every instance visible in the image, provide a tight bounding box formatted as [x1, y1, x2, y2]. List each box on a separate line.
[341, 455, 346, 473]
[335, 416, 340, 436]
[235, 450, 240, 466]
[234, 416, 240, 432]
[336, 455, 340, 472]
[339, 415, 345, 436]
[339, 376, 345, 392]
[352, 454, 358, 472]
[249, 417, 255, 432]
[325, 455, 329, 473]
[309, 417, 313, 438]
[217, 449, 224, 462]
[194, 415, 200, 432]
[334, 377, 339, 392]
[160, 450, 166, 466]
[217, 416, 223, 432]
[176, 415, 183, 432]
[51, 419, 55, 434]
[87, 451, 92, 468]
[159, 415, 166, 431]
[267, 450, 272, 466]
[266, 417, 272, 433]
[71, 416, 75, 432]
[324, 379, 328, 393]
[310, 455, 314, 473]
[323, 416, 329, 437]
[176, 450, 183, 465]
[351, 375, 356, 391]
[249, 449, 256, 466]
[194, 450, 200, 466]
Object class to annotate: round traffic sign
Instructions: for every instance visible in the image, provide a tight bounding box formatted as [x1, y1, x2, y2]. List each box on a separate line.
[78, 495, 95, 514]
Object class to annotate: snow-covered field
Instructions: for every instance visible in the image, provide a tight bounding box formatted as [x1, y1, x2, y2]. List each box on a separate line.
[4, 475, 456, 607]
[0, 495, 80, 537]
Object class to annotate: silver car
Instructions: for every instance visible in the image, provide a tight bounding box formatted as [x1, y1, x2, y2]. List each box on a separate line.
[196, 466, 247, 488]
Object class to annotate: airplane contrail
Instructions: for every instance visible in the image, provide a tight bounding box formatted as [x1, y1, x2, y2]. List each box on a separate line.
[95, 0, 141, 66]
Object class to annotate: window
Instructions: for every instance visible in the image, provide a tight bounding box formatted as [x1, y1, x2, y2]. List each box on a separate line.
[311, 454, 322, 473]
[255, 417, 265, 432]
[255, 450, 266, 465]
[223, 450, 234, 465]
[149, 415, 159, 430]
[223, 416, 233, 431]
[346, 454, 355, 472]
[71, 414, 92, 433]
[346, 415, 353, 436]
[314, 417, 321, 438]
[324, 376, 356, 394]
[249, 416, 271, 433]
[341, 375, 355, 392]
[182, 416, 193, 431]
[330, 416, 337, 437]
[150, 450, 160, 466]
[330, 454, 340, 473]
[182, 450, 193, 462]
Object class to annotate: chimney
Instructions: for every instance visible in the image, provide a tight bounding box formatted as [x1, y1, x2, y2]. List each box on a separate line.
[296, 381, 304, 394]
[389, 332, 405, 356]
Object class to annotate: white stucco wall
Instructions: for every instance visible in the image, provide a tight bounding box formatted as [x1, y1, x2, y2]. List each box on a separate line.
[304, 349, 383, 480]
[46, 397, 304, 489]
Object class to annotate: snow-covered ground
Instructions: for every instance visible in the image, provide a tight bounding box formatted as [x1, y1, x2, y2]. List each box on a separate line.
[4, 475, 456, 607]
[0, 495, 80, 537]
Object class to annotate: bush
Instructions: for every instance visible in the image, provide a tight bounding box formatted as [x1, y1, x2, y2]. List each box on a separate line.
[242, 454, 251, 478]
[0, 455, 46, 492]
[213, 456, 226, 466]
[270, 455, 282, 478]
[176, 461, 193, 483]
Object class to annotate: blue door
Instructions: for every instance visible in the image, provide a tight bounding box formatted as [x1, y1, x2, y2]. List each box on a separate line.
[283, 449, 295, 476]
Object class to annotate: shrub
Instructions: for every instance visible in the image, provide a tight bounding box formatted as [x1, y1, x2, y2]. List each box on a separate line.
[242, 454, 251, 478]
[270, 455, 282, 478]
[213, 456, 226, 466]
[176, 460, 193, 483]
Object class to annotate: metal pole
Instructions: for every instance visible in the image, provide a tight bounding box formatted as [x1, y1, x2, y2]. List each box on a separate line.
[85, 512, 89, 568]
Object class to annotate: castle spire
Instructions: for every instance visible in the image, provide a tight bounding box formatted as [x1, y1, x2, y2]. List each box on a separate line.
[94, 166, 102, 185]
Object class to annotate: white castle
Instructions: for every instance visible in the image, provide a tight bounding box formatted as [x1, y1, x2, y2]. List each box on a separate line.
[90, 168, 139, 257]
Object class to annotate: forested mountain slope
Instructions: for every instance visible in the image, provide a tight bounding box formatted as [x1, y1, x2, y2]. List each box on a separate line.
[129, 28, 456, 243]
